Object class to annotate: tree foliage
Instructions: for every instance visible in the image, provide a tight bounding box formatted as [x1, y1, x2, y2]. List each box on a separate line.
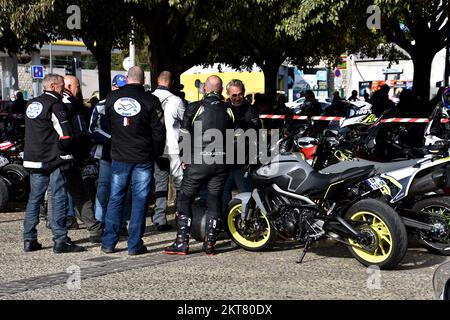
[281, 0, 450, 99]
[0, 0, 55, 54]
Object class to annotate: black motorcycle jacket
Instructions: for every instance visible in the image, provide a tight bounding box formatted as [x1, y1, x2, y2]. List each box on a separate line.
[63, 90, 92, 162]
[227, 99, 259, 131]
[105, 83, 166, 163]
[23, 91, 73, 173]
[180, 93, 236, 165]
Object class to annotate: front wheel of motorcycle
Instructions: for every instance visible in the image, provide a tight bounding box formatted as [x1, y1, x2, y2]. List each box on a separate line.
[0, 178, 9, 211]
[413, 196, 450, 255]
[1, 164, 29, 201]
[226, 200, 276, 251]
[345, 199, 408, 270]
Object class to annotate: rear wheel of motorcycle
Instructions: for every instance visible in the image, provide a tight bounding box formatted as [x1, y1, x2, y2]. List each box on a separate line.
[345, 199, 408, 270]
[413, 197, 450, 255]
[226, 200, 275, 251]
[1, 164, 29, 201]
[0, 178, 9, 211]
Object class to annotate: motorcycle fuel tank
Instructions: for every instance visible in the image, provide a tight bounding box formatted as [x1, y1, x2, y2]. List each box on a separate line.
[253, 153, 314, 191]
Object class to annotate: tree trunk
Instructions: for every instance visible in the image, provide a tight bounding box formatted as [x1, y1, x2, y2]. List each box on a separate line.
[149, 43, 186, 94]
[411, 50, 435, 101]
[261, 63, 280, 105]
[95, 48, 112, 100]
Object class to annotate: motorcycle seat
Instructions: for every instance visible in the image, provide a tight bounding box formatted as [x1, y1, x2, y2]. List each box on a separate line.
[322, 158, 421, 175]
[298, 165, 375, 198]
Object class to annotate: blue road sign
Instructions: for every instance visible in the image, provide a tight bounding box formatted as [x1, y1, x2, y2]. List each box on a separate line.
[334, 68, 341, 78]
[32, 65, 44, 79]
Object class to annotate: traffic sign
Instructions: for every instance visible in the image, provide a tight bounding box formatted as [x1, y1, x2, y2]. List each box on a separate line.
[32, 65, 44, 79]
[334, 68, 341, 78]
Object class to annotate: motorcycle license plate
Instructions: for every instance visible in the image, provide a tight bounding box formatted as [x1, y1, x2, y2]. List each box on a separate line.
[0, 156, 9, 168]
[366, 176, 388, 191]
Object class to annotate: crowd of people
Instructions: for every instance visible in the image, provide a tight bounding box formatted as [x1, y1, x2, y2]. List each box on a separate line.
[18, 67, 449, 256]
[21, 67, 260, 256]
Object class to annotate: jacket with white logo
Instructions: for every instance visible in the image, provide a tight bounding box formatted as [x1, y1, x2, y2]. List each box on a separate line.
[152, 87, 185, 155]
[105, 83, 166, 163]
[23, 91, 73, 172]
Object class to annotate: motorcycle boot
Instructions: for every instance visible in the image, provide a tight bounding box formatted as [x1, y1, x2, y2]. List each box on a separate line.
[163, 213, 191, 255]
[203, 218, 221, 255]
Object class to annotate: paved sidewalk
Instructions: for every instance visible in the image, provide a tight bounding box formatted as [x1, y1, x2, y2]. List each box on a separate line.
[0, 207, 447, 300]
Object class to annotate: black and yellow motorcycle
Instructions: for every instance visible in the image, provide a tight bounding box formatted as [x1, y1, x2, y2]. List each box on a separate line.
[226, 153, 408, 269]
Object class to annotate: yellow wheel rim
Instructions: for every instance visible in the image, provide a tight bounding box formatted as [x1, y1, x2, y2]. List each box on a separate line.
[227, 204, 271, 248]
[348, 211, 393, 263]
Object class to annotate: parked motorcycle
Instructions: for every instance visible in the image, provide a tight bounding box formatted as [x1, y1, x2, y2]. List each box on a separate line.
[322, 149, 450, 254]
[433, 261, 450, 300]
[0, 140, 29, 203]
[226, 153, 408, 269]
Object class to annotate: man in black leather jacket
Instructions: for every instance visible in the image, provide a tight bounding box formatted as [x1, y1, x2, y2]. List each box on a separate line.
[23, 74, 85, 253]
[222, 79, 259, 212]
[164, 75, 236, 256]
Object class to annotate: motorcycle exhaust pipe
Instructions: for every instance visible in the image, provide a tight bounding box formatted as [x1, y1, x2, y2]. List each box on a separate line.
[409, 169, 446, 196]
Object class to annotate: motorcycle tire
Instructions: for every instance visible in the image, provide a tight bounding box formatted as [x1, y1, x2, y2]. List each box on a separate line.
[345, 198, 408, 270]
[226, 199, 276, 251]
[190, 199, 229, 242]
[1, 164, 29, 201]
[412, 196, 450, 255]
[0, 178, 9, 211]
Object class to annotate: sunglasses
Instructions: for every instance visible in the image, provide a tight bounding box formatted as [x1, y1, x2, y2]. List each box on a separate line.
[231, 93, 244, 98]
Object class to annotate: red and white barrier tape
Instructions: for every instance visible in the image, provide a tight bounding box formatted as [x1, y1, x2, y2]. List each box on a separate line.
[259, 114, 449, 123]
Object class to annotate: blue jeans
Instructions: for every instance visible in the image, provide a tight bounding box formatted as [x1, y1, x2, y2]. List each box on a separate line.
[67, 192, 75, 217]
[95, 160, 130, 226]
[102, 161, 153, 253]
[95, 160, 111, 222]
[222, 167, 253, 212]
[23, 168, 68, 244]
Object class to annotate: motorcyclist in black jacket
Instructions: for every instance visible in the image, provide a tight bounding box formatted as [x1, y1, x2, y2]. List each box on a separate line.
[102, 66, 166, 255]
[164, 75, 236, 256]
[23, 74, 85, 253]
[62, 75, 103, 242]
[222, 79, 259, 212]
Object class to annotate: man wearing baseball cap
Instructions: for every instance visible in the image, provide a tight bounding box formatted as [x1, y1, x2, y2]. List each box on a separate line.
[112, 74, 127, 88]
[89, 74, 129, 231]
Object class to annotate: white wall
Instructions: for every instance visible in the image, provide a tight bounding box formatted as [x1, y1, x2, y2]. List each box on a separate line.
[50, 68, 151, 99]
[347, 48, 446, 99]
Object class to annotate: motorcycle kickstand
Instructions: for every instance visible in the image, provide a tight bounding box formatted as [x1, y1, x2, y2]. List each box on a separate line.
[296, 237, 313, 264]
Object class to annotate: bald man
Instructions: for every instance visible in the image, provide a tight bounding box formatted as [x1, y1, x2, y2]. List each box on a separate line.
[62, 75, 104, 243]
[102, 66, 166, 255]
[151, 71, 185, 231]
[164, 75, 236, 256]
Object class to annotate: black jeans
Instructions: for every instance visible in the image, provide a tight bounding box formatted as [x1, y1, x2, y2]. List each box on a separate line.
[65, 165, 103, 236]
[177, 164, 229, 221]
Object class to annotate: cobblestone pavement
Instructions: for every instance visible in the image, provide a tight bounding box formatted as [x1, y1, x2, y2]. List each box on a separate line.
[0, 207, 448, 300]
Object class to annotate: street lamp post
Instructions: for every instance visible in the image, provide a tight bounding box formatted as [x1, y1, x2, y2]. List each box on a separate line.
[445, 30, 450, 87]
[130, 16, 136, 68]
